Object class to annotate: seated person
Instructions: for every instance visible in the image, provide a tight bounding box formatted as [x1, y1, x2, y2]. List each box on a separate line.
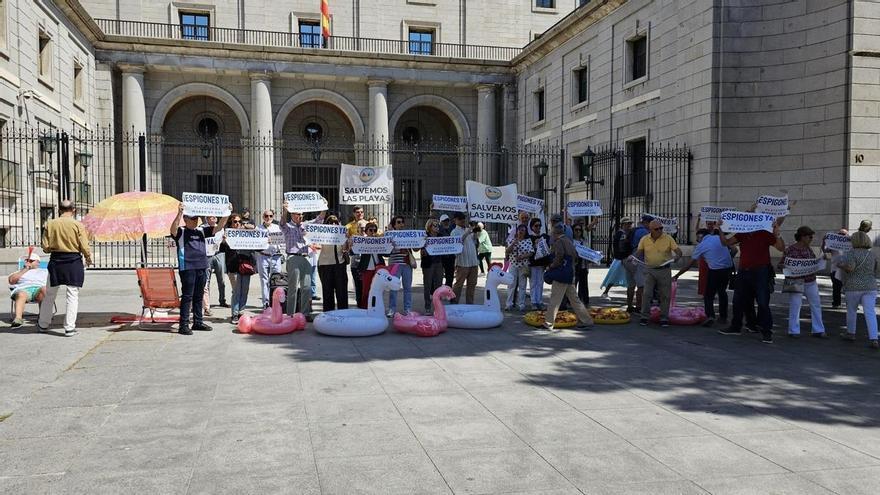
[8, 253, 48, 327]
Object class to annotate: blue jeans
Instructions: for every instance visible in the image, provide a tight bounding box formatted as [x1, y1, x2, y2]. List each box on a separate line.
[228, 272, 251, 317]
[257, 254, 283, 307]
[731, 265, 772, 337]
[530, 266, 545, 307]
[388, 264, 413, 314]
[311, 265, 318, 297]
[179, 268, 207, 326]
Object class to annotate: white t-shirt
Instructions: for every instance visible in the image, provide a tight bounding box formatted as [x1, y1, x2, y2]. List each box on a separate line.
[12, 268, 48, 290]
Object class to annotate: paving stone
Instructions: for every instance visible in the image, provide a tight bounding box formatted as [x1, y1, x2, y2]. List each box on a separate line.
[582, 480, 709, 494]
[316, 452, 451, 495]
[726, 430, 880, 472]
[408, 415, 526, 452]
[630, 435, 788, 480]
[429, 447, 574, 494]
[303, 393, 400, 425]
[195, 422, 314, 472]
[698, 472, 835, 495]
[0, 405, 115, 439]
[498, 409, 619, 447]
[69, 433, 203, 473]
[536, 441, 684, 488]
[801, 466, 880, 495]
[374, 369, 466, 396]
[188, 468, 320, 495]
[393, 392, 493, 422]
[55, 468, 192, 494]
[310, 419, 422, 459]
[0, 474, 63, 494]
[0, 436, 88, 476]
[585, 406, 711, 439]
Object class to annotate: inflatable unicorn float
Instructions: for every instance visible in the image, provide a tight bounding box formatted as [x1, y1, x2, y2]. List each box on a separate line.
[393, 285, 455, 337]
[445, 262, 513, 329]
[313, 266, 402, 337]
[237, 287, 307, 335]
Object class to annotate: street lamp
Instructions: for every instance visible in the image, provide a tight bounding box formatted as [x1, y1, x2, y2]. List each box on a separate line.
[200, 142, 212, 160]
[533, 160, 557, 196]
[39, 132, 57, 156]
[76, 149, 93, 170]
[310, 139, 322, 163]
[581, 146, 604, 186]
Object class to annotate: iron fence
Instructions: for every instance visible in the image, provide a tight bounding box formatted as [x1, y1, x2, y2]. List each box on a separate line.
[1, 124, 690, 268]
[95, 19, 522, 61]
[585, 143, 693, 257]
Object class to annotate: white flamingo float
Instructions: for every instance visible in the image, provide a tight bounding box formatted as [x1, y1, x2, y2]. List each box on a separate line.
[237, 287, 306, 335]
[445, 263, 513, 329]
[313, 267, 402, 337]
[393, 285, 455, 337]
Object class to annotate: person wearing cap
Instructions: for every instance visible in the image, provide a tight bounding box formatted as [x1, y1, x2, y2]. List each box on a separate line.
[280, 200, 326, 317]
[8, 253, 48, 328]
[438, 214, 456, 286]
[550, 213, 573, 241]
[633, 219, 682, 327]
[451, 212, 479, 304]
[475, 222, 493, 275]
[170, 202, 231, 335]
[624, 215, 653, 312]
[778, 226, 827, 339]
[673, 228, 733, 327]
[38, 200, 92, 337]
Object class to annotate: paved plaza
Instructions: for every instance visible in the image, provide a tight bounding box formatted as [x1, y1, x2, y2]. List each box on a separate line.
[1, 270, 880, 494]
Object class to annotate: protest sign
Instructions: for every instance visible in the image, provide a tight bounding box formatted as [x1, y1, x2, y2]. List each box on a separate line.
[516, 194, 544, 215]
[268, 231, 286, 247]
[339, 164, 394, 205]
[575, 244, 604, 264]
[719, 211, 775, 234]
[385, 230, 427, 249]
[351, 235, 393, 255]
[225, 228, 269, 250]
[756, 195, 789, 217]
[700, 206, 734, 223]
[567, 200, 603, 217]
[535, 237, 551, 260]
[432, 194, 467, 212]
[205, 234, 220, 256]
[823, 233, 852, 252]
[466, 181, 518, 224]
[783, 258, 826, 278]
[283, 191, 328, 213]
[646, 214, 678, 234]
[182, 192, 230, 217]
[425, 236, 463, 256]
[304, 224, 348, 245]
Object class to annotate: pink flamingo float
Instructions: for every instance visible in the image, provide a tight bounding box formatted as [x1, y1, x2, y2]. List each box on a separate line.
[649, 280, 707, 325]
[237, 287, 307, 335]
[393, 285, 455, 337]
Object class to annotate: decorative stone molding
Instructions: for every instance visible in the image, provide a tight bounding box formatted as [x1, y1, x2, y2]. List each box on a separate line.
[150, 82, 250, 135]
[273, 88, 366, 142]
[388, 94, 471, 141]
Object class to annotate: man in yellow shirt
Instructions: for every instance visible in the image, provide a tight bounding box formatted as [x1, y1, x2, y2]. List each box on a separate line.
[633, 220, 682, 327]
[39, 200, 92, 336]
[345, 206, 365, 237]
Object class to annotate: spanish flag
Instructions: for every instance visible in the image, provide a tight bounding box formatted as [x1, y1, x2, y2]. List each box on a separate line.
[321, 0, 331, 39]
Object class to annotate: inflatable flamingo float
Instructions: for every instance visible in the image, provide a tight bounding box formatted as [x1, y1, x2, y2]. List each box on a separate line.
[393, 285, 455, 337]
[445, 263, 513, 329]
[237, 287, 307, 335]
[649, 280, 707, 325]
[313, 267, 402, 337]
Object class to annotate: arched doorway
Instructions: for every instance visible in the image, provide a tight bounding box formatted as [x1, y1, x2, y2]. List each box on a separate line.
[280, 100, 356, 216]
[392, 105, 462, 229]
[159, 95, 245, 208]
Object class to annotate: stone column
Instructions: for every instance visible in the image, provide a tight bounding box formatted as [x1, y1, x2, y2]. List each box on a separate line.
[476, 84, 498, 186]
[120, 64, 147, 192]
[367, 80, 391, 224]
[248, 73, 275, 212]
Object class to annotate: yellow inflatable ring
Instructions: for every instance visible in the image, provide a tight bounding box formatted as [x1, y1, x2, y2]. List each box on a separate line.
[589, 307, 632, 325]
[523, 310, 578, 328]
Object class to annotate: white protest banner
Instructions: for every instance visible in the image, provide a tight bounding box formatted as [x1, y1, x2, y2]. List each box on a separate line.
[432, 194, 467, 212]
[351, 235, 393, 255]
[535, 237, 551, 259]
[567, 200, 603, 217]
[755, 194, 789, 217]
[283, 191, 328, 213]
[646, 213, 678, 234]
[225, 228, 269, 250]
[425, 236, 463, 255]
[719, 211, 775, 234]
[575, 244, 604, 264]
[823, 233, 852, 252]
[700, 206, 734, 223]
[268, 231, 286, 247]
[385, 230, 427, 249]
[304, 223, 348, 245]
[516, 194, 544, 215]
[182, 192, 230, 217]
[339, 164, 393, 205]
[783, 258, 826, 278]
[205, 235, 220, 256]
[466, 181, 518, 224]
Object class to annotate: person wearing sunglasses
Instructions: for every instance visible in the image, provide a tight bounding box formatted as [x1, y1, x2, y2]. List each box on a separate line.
[280, 200, 326, 317]
[256, 209, 283, 309]
[356, 222, 385, 308]
[632, 220, 682, 327]
[778, 226, 826, 339]
[8, 252, 48, 328]
[220, 214, 255, 324]
[386, 215, 416, 315]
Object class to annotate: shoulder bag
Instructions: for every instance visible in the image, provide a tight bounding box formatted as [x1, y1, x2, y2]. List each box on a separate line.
[544, 254, 575, 285]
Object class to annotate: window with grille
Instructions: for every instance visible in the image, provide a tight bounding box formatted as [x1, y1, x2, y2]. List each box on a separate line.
[408, 29, 434, 55]
[625, 138, 647, 197]
[535, 89, 545, 122]
[535, 0, 555, 7]
[573, 66, 588, 105]
[628, 35, 648, 82]
[180, 12, 210, 41]
[299, 20, 322, 48]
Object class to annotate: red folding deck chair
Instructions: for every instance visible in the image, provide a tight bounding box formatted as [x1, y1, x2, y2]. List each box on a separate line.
[111, 268, 180, 327]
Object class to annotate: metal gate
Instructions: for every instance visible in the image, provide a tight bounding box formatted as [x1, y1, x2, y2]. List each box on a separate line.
[586, 143, 692, 257]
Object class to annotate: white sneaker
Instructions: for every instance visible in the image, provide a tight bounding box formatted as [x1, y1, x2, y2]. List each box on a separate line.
[601, 293, 611, 300]
[64, 329, 79, 337]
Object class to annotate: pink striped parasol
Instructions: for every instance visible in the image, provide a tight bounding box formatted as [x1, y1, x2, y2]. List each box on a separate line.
[83, 191, 180, 242]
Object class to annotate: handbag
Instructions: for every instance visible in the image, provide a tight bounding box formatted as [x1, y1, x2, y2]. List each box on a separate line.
[544, 254, 575, 285]
[237, 254, 256, 275]
[781, 278, 804, 293]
